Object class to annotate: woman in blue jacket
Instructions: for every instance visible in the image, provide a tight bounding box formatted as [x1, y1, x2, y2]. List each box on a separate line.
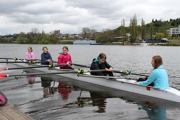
[137, 55, 169, 89]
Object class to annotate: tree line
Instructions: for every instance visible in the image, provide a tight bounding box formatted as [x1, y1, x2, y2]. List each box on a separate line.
[96, 16, 180, 44]
[0, 17, 179, 44]
[0, 28, 76, 44]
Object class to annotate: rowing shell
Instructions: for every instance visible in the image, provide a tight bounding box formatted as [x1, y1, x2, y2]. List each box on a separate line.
[11, 62, 180, 103]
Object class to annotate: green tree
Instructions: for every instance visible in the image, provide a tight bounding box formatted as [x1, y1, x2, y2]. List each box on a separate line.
[82, 27, 90, 38]
[16, 32, 28, 44]
[96, 29, 114, 44]
[27, 28, 42, 44]
[130, 15, 138, 43]
[39, 34, 50, 44]
[141, 19, 146, 40]
[155, 33, 165, 39]
[150, 23, 154, 39]
[120, 19, 126, 42]
[49, 31, 60, 44]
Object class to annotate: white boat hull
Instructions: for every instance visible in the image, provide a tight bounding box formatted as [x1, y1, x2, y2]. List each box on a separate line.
[12, 63, 180, 103]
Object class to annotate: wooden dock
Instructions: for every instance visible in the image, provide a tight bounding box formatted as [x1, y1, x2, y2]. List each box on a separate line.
[0, 104, 33, 120]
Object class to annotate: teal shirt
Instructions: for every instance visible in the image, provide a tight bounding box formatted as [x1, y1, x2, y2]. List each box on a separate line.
[138, 66, 169, 89]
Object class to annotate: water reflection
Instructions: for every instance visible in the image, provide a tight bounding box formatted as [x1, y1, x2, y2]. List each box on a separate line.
[90, 92, 107, 113]
[22, 75, 175, 119]
[58, 82, 72, 100]
[26, 76, 36, 85]
[40, 77, 54, 98]
[138, 102, 166, 120]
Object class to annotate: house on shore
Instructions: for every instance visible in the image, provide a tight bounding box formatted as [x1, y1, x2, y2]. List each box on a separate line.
[167, 26, 180, 37]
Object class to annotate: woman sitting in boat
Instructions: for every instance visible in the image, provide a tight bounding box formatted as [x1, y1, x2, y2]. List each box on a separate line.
[41, 46, 52, 65]
[26, 46, 35, 61]
[90, 53, 113, 76]
[58, 46, 72, 69]
[137, 55, 169, 89]
[0, 91, 8, 106]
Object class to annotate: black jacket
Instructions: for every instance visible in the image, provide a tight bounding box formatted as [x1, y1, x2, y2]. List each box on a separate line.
[90, 58, 112, 76]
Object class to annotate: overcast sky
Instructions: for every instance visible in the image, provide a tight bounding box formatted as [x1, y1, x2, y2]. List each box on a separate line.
[0, 0, 179, 35]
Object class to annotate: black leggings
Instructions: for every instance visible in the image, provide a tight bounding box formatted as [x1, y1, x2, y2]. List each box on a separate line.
[106, 71, 113, 76]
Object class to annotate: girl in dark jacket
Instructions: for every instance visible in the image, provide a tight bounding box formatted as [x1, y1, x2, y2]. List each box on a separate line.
[41, 46, 52, 65]
[90, 53, 113, 76]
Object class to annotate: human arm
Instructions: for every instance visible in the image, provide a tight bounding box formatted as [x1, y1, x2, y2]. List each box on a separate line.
[26, 52, 29, 60]
[31, 52, 35, 59]
[104, 61, 113, 72]
[137, 71, 157, 86]
[48, 53, 52, 61]
[68, 55, 72, 63]
[90, 62, 104, 76]
[66, 54, 72, 66]
[41, 53, 46, 62]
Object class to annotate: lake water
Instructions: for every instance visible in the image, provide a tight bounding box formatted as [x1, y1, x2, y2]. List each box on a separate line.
[0, 44, 180, 120]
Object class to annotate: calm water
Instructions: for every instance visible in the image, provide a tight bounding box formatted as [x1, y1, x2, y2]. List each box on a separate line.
[0, 44, 180, 120]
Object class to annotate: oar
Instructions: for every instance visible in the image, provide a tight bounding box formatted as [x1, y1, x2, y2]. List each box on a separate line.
[0, 57, 39, 61]
[70, 63, 148, 76]
[70, 63, 90, 68]
[50, 68, 108, 73]
[0, 57, 23, 60]
[77, 74, 138, 82]
[113, 70, 148, 76]
[49, 68, 147, 77]
[0, 63, 72, 72]
[0, 61, 53, 64]
[0, 71, 79, 79]
[0, 69, 110, 79]
[0, 65, 52, 71]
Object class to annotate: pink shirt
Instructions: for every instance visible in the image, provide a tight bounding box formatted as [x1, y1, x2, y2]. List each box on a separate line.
[58, 53, 72, 68]
[26, 51, 35, 60]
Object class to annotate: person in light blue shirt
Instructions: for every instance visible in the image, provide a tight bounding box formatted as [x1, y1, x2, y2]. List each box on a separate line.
[137, 55, 169, 89]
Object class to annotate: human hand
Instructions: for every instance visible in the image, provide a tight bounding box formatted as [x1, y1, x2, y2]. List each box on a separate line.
[66, 61, 71, 67]
[105, 68, 112, 72]
[47, 59, 51, 62]
[108, 67, 113, 72]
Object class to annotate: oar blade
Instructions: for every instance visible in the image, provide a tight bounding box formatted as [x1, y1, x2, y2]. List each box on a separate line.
[0, 68, 8, 72]
[0, 74, 8, 79]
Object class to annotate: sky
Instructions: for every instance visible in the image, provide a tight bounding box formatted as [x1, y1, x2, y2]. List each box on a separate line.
[0, 0, 179, 35]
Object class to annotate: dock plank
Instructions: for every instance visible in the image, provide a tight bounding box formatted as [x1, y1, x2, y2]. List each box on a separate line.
[0, 104, 33, 120]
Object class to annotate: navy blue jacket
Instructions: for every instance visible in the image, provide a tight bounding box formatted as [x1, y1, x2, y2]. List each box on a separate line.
[41, 52, 52, 65]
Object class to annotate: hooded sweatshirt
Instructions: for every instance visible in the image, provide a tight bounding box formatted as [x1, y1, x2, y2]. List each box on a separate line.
[26, 51, 35, 60]
[90, 57, 112, 76]
[58, 53, 72, 68]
